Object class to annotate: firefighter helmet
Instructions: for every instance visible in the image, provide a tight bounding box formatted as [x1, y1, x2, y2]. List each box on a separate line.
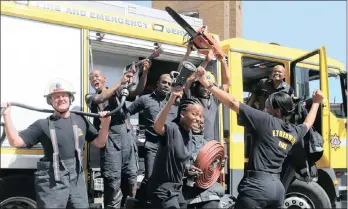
[44, 78, 76, 105]
[205, 71, 216, 83]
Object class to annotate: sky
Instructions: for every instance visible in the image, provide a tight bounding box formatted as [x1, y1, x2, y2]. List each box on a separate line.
[126, 1, 346, 102]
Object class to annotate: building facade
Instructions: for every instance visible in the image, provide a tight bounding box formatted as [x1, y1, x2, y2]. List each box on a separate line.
[152, 1, 242, 40]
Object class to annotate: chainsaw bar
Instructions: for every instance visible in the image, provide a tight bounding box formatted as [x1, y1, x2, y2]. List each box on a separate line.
[165, 6, 198, 39]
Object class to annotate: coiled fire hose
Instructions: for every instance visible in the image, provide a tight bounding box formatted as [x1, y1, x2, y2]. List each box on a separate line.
[194, 140, 225, 189]
[0, 88, 129, 146]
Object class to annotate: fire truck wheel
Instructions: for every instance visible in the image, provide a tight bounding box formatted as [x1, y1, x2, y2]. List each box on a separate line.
[284, 179, 331, 209]
[0, 197, 36, 209]
[0, 175, 36, 208]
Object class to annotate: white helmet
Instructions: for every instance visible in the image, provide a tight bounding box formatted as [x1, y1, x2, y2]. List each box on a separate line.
[44, 78, 76, 105]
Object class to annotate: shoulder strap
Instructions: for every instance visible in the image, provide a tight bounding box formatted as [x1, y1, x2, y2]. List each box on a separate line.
[47, 114, 60, 181]
[70, 113, 83, 173]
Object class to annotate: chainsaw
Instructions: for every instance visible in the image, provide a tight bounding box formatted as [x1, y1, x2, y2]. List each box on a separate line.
[165, 6, 225, 60]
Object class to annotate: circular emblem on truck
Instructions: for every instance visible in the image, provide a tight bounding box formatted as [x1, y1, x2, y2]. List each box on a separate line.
[330, 133, 341, 151]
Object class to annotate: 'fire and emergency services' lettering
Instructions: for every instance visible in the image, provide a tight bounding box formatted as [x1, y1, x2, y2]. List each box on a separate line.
[30, 2, 186, 36]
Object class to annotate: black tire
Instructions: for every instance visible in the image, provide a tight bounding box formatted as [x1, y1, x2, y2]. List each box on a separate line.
[284, 179, 332, 208]
[0, 197, 36, 209]
[0, 175, 36, 208]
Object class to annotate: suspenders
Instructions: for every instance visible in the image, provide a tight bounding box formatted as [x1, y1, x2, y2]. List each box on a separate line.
[48, 113, 82, 181]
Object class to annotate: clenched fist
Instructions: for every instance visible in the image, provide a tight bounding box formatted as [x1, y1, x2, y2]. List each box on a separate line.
[312, 90, 324, 104]
[143, 59, 152, 72]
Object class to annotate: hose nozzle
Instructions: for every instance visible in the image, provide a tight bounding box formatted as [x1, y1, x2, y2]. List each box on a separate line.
[121, 88, 129, 97]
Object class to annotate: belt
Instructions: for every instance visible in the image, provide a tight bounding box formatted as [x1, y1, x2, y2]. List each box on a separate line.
[245, 170, 280, 179]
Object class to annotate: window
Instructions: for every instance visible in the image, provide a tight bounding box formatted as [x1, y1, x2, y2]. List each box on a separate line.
[293, 67, 345, 118]
[241, 56, 284, 102]
[328, 74, 346, 118]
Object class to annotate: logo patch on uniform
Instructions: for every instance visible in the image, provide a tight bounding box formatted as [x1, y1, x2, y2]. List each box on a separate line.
[78, 128, 84, 136]
[330, 133, 341, 151]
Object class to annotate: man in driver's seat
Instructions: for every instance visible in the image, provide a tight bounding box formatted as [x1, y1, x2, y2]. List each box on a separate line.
[247, 65, 294, 110]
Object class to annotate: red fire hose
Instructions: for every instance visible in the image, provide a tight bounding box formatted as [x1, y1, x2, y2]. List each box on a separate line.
[194, 140, 225, 189]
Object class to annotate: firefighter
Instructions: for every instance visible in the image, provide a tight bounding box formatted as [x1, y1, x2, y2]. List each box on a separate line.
[195, 66, 323, 209]
[148, 86, 203, 209]
[125, 73, 178, 203]
[183, 118, 226, 208]
[1, 79, 111, 208]
[183, 47, 230, 141]
[247, 65, 294, 110]
[85, 60, 151, 209]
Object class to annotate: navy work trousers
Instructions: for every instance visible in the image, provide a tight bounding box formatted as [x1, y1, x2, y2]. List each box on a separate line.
[188, 200, 220, 208]
[183, 182, 224, 206]
[35, 158, 88, 209]
[149, 182, 187, 209]
[136, 140, 158, 202]
[234, 170, 285, 209]
[101, 124, 138, 209]
[144, 140, 158, 181]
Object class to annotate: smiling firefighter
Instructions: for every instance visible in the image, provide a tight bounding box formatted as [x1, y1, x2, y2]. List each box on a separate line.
[247, 65, 295, 111]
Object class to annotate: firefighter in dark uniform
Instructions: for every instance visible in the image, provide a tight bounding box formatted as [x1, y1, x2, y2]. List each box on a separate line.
[148, 86, 204, 209]
[1, 79, 111, 208]
[125, 73, 178, 202]
[247, 65, 294, 110]
[85, 60, 150, 209]
[183, 48, 230, 140]
[183, 118, 226, 208]
[195, 66, 324, 209]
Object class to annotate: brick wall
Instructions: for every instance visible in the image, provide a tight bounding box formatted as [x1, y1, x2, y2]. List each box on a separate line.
[152, 1, 242, 40]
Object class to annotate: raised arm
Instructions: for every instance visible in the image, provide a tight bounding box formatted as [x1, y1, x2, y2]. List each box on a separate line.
[1, 104, 26, 147]
[153, 86, 183, 136]
[87, 73, 132, 105]
[182, 43, 196, 92]
[196, 66, 240, 113]
[218, 56, 230, 92]
[1, 103, 43, 148]
[129, 59, 151, 98]
[302, 90, 324, 132]
[182, 43, 193, 63]
[200, 48, 230, 92]
[184, 48, 214, 92]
